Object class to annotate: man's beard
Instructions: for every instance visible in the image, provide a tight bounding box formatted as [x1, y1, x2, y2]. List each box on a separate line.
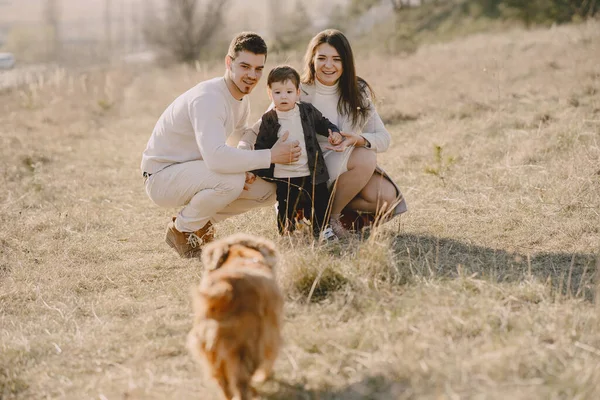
[228, 73, 253, 95]
[236, 82, 250, 94]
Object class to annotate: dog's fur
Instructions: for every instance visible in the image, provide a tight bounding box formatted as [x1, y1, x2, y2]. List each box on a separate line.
[187, 234, 283, 400]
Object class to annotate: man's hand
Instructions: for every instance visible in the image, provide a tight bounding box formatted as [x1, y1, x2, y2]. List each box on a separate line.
[243, 171, 256, 190]
[324, 131, 366, 152]
[270, 131, 302, 164]
[238, 140, 253, 150]
[328, 129, 343, 146]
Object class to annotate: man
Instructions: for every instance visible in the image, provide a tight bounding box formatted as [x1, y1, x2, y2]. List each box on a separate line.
[141, 32, 301, 258]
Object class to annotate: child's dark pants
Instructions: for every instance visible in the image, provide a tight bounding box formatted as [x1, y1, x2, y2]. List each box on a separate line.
[275, 176, 330, 236]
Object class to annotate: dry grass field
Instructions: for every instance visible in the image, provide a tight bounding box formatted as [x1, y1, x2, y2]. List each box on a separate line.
[1, 21, 600, 399]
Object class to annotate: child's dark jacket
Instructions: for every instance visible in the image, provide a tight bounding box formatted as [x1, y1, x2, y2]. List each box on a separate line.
[253, 102, 338, 185]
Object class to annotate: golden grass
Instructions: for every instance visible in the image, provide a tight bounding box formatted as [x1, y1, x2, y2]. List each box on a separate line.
[1, 22, 600, 399]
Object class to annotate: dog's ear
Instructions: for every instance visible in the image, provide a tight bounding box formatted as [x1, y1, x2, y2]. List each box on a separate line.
[256, 241, 277, 271]
[238, 236, 278, 271]
[201, 240, 231, 271]
[201, 234, 278, 272]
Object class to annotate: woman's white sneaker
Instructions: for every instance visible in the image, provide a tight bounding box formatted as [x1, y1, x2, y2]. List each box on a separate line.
[319, 226, 338, 242]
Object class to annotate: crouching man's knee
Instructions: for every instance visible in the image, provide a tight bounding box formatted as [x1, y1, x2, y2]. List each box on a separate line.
[245, 178, 277, 205]
[216, 172, 246, 203]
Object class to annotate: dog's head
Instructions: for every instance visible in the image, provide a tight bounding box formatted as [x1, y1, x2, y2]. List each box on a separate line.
[201, 233, 278, 273]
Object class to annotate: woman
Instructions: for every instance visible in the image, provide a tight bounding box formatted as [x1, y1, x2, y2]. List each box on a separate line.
[299, 29, 407, 237]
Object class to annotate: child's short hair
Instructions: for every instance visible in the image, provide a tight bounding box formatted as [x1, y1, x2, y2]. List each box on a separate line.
[267, 66, 301, 89]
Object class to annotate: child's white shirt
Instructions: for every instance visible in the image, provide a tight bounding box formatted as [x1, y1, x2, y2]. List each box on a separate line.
[273, 105, 310, 178]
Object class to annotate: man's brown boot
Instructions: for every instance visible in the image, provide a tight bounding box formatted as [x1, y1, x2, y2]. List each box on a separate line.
[165, 217, 215, 259]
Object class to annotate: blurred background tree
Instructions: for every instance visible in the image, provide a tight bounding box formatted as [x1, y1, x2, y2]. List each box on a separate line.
[499, 0, 598, 26]
[44, 0, 61, 62]
[334, 0, 598, 55]
[0, 0, 597, 66]
[142, 0, 230, 64]
[268, 0, 313, 53]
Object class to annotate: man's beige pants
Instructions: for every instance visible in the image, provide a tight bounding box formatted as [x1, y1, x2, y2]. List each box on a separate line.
[145, 160, 276, 233]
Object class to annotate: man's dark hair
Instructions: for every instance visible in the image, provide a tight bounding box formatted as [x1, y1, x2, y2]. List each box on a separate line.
[227, 32, 268, 60]
[267, 65, 300, 89]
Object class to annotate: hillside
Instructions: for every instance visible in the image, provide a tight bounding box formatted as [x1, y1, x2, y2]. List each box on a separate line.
[1, 22, 599, 399]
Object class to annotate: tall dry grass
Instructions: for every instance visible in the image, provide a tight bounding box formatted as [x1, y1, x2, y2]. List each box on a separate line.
[1, 22, 600, 399]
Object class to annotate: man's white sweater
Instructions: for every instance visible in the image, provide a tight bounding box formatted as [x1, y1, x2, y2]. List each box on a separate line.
[141, 76, 271, 175]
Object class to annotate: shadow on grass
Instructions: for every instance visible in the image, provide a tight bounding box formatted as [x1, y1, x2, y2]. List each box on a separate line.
[391, 233, 598, 300]
[265, 375, 409, 400]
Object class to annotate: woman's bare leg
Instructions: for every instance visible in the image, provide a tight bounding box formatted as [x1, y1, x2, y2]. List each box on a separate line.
[347, 172, 398, 215]
[330, 147, 377, 215]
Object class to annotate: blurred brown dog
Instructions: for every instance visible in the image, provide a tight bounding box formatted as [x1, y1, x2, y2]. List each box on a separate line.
[187, 233, 284, 400]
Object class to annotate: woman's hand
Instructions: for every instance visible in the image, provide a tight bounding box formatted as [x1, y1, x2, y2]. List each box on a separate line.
[324, 131, 366, 152]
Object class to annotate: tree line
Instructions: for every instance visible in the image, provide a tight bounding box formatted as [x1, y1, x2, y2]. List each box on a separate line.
[468, 0, 598, 26]
[350, 0, 599, 26]
[17, 0, 597, 64]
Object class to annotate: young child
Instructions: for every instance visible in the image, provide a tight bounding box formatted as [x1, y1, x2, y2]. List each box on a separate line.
[251, 65, 343, 240]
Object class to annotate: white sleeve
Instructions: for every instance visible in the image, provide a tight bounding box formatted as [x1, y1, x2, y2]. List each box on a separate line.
[190, 96, 271, 173]
[360, 103, 391, 153]
[238, 117, 262, 150]
[237, 101, 273, 150]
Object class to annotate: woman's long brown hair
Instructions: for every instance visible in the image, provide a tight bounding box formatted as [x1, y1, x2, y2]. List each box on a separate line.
[301, 29, 374, 128]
